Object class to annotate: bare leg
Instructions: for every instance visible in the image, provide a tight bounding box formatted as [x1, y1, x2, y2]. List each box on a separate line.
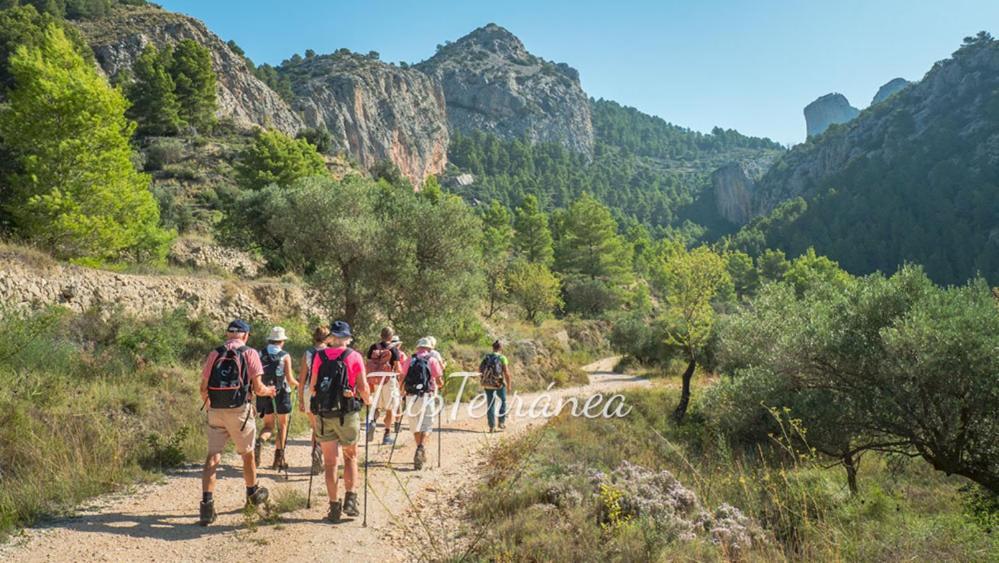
[202, 453, 221, 493]
[321, 440, 341, 500]
[260, 414, 274, 443]
[277, 414, 290, 448]
[241, 451, 257, 487]
[342, 444, 358, 492]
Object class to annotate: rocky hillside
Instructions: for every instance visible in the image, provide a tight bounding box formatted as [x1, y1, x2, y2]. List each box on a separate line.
[803, 93, 859, 138]
[871, 77, 911, 105]
[74, 5, 304, 134]
[417, 23, 594, 155]
[739, 32, 999, 283]
[279, 51, 449, 185]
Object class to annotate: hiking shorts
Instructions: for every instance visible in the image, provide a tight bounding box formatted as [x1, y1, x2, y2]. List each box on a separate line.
[207, 403, 256, 456]
[405, 394, 438, 434]
[256, 389, 292, 416]
[371, 380, 401, 412]
[316, 411, 361, 445]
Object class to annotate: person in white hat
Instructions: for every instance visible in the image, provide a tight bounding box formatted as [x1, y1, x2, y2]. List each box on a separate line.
[399, 337, 444, 469]
[254, 326, 298, 471]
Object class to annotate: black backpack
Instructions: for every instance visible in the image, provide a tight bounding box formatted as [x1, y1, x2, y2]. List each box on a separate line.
[207, 346, 251, 408]
[404, 355, 433, 395]
[311, 348, 362, 420]
[479, 353, 505, 388]
[260, 349, 288, 391]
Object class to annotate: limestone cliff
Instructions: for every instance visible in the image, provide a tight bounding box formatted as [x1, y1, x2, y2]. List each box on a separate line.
[282, 51, 449, 186]
[710, 156, 776, 225]
[803, 93, 860, 138]
[74, 5, 304, 134]
[417, 23, 594, 155]
[871, 77, 911, 105]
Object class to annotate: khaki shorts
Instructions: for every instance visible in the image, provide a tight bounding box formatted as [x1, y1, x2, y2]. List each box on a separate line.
[316, 411, 361, 445]
[371, 380, 401, 412]
[207, 403, 256, 456]
[405, 394, 438, 434]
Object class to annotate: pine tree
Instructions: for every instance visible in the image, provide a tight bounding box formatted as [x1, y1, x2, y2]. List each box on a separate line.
[0, 25, 172, 263]
[555, 193, 632, 283]
[513, 194, 554, 266]
[236, 129, 327, 191]
[126, 45, 183, 135]
[169, 39, 216, 132]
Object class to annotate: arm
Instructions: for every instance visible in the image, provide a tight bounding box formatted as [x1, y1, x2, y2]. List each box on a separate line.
[297, 352, 310, 410]
[251, 374, 276, 397]
[284, 355, 298, 389]
[432, 359, 445, 393]
[355, 353, 371, 405]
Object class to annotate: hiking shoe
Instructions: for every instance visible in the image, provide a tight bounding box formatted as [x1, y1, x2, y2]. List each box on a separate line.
[272, 448, 287, 470]
[198, 500, 216, 526]
[326, 500, 342, 523]
[488, 425, 495, 433]
[498, 422, 506, 431]
[381, 432, 394, 446]
[343, 492, 360, 517]
[311, 444, 323, 475]
[246, 486, 269, 507]
[414, 445, 425, 470]
[253, 438, 262, 467]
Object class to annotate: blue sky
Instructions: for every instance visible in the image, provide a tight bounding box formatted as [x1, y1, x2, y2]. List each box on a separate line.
[158, 0, 997, 145]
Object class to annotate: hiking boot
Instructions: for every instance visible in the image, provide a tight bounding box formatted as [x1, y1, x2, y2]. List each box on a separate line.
[488, 425, 495, 433]
[498, 422, 506, 431]
[246, 486, 269, 507]
[382, 431, 394, 446]
[326, 500, 342, 523]
[311, 444, 323, 475]
[272, 448, 287, 470]
[253, 438, 262, 467]
[343, 491, 360, 517]
[414, 445, 425, 470]
[198, 500, 216, 526]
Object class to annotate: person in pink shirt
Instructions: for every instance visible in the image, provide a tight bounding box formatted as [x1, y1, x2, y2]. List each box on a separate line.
[399, 337, 444, 470]
[310, 320, 370, 523]
[197, 319, 277, 526]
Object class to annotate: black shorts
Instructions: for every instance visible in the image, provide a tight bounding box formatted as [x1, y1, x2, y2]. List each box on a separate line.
[257, 390, 292, 416]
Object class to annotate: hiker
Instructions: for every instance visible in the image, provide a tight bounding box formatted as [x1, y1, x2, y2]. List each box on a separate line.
[299, 326, 330, 474]
[198, 319, 277, 526]
[400, 337, 444, 470]
[254, 327, 298, 471]
[311, 320, 370, 523]
[479, 340, 513, 432]
[366, 327, 402, 445]
[426, 335, 446, 369]
[390, 335, 407, 435]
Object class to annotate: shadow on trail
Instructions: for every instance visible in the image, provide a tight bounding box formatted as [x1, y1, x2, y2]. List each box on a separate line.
[32, 508, 244, 541]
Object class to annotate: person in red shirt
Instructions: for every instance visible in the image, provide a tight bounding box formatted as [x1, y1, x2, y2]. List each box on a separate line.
[198, 319, 276, 526]
[399, 337, 444, 470]
[310, 320, 370, 523]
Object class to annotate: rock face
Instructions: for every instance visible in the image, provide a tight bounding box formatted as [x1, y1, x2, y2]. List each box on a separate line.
[0, 249, 321, 323]
[871, 77, 911, 105]
[417, 23, 594, 155]
[711, 156, 775, 224]
[283, 52, 449, 186]
[168, 237, 264, 278]
[803, 93, 860, 138]
[753, 37, 999, 216]
[74, 6, 304, 134]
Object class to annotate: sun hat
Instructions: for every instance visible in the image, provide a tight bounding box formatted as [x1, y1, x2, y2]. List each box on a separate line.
[227, 319, 251, 333]
[267, 326, 288, 341]
[389, 335, 402, 347]
[330, 320, 352, 338]
[427, 336, 438, 349]
[415, 337, 433, 349]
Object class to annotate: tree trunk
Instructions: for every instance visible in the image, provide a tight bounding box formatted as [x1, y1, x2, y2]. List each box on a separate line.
[671, 358, 697, 423]
[843, 452, 859, 495]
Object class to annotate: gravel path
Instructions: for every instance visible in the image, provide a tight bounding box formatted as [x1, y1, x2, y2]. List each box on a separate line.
[0, 356, 645, 562]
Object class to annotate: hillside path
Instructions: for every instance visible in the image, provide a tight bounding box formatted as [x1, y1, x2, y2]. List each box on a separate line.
[0, 356, 646, 562]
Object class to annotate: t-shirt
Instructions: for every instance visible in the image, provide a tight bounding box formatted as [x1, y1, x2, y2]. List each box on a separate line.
[311, 346, 366, 393]
[201, 338, 263, 382]
[401, 351, 444, 391]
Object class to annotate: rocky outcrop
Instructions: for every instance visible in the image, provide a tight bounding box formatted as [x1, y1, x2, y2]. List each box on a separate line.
[74, 6, 304, 134]
[804, 93, 860, 138]
[168, 237, 264, 278]
[754, 36, 999, 215]
[417, 23, 594, 155]
[871, 77, 911, 105]
[0, 249, 321, 323]
[282, 52, 449, 186]
[711, 156, 776, 224]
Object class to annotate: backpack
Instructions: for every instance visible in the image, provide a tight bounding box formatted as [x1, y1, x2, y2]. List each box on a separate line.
[479, 353, 505, 388]
[311, 348, 362, 420]
[260, 349, 288, 391]
[207, 346, 251, 408]
[404, 355, 433, 395]
[366, 344, 394, 374]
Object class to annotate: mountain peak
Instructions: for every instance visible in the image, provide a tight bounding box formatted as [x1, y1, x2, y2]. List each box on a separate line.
[448, 23, 529, 59]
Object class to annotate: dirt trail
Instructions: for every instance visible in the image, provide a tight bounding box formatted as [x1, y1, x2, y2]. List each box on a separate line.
[1, 356, 645, 562]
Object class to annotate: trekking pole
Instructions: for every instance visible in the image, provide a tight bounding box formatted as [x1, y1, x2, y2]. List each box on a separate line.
[363, 404, 370, 528]
[283, 393, 292, 481]
[271, 395, 282, 475]
[386, 395, 405, 466]
[306, 432, 316, 509]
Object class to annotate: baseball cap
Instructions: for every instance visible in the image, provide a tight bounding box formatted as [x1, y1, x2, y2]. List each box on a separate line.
[227, 319, 251, 333]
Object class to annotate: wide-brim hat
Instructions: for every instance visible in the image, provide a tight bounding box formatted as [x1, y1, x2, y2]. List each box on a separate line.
[330, 320, 352, 338]
[415, 337, 433, 349]
[389, 335, 402, 347]
[267, 326, 288, 341]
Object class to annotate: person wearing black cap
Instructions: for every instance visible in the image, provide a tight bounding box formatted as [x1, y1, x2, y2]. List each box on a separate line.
[310, 320, 370, 522]
[198, 319, 278, 526]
